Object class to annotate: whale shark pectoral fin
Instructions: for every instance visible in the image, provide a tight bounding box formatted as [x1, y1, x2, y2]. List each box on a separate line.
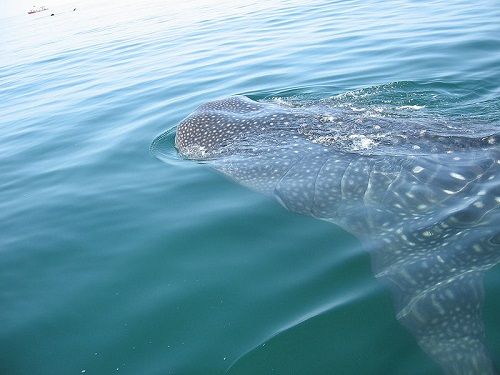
[369, 222, 499, 375]
[395, 271, 496, 375]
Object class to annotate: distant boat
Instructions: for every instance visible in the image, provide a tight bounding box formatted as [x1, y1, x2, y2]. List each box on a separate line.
[27, 6, 48, 14]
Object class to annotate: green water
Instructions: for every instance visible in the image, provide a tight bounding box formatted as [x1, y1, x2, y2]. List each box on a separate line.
[1, 0, 499, 374]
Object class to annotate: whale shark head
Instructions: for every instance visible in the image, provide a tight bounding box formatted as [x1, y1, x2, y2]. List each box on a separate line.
[154, 95, 500, 375]
[175, 97, 263, 160]
[175, 96, 311, 162]
[175, 96, 395, 162]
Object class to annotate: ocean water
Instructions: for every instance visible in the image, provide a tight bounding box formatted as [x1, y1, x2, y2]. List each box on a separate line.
[1, 1, 499, 374]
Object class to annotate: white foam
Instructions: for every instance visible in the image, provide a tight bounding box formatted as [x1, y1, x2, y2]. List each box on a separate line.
[400, 105, 425, 110]
[349, 134, 377, 150]
[182, 144, 209, 159]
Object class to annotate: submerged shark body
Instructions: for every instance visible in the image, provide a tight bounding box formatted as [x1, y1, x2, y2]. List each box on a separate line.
[153, 95, 499, 374]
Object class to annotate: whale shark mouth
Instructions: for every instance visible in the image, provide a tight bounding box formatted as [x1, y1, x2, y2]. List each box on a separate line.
[153, 93, 500, 375]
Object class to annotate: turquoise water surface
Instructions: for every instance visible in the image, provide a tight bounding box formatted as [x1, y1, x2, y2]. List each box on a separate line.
[1, 1, 499, 374]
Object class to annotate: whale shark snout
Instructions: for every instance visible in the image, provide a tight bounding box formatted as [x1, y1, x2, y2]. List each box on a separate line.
[175, 97, 266, 159]
[175, 113, 235, 159]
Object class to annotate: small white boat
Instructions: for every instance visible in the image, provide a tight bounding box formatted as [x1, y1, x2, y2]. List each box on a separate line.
[27, 6, 48, 14]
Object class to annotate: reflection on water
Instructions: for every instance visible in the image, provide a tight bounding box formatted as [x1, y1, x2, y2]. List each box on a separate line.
[153, 88, 500, 374]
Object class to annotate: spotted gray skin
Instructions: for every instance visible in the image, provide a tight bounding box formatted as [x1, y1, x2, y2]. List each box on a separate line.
[169, 96, 500, 375]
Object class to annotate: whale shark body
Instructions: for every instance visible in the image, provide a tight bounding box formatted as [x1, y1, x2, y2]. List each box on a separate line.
[152, 95, 499, 374]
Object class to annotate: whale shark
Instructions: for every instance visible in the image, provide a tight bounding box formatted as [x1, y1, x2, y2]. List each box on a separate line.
[152, 95, 500, 375]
